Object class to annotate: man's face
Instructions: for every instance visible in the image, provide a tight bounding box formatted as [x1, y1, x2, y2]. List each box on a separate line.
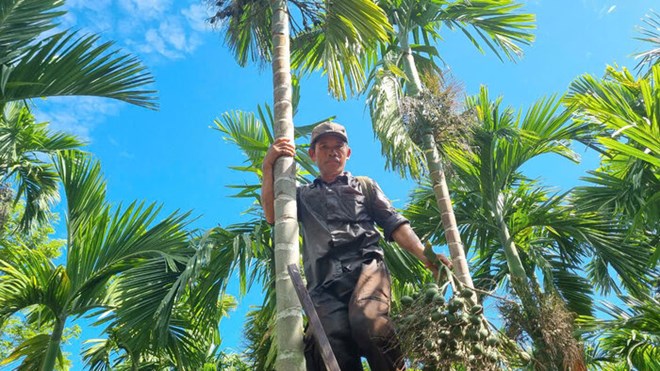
[309, 135, 351, 177]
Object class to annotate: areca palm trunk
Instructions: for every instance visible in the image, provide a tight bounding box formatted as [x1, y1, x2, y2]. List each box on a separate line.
[493, 194, 573, 370]
[494, 194, 538, 318]
[422, 131, 475, 294]
[270, 1, 305, 369]
[399, 28, 475, 295]
[41, 316, 65, 371]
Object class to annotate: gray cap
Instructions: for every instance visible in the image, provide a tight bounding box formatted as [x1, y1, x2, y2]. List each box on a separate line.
[310, 121, 348, 147]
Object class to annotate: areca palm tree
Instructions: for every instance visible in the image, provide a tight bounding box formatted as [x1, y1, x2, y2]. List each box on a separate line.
[360, 0, 535, 295]
[80, 294, 238, 370]
[209, 104, 316, 370]
[404, 86, 655, 368]
[0, 150, 192, 371]
[209, 1, 392, 367]
[0, 102, 82, 232]
[563, 64, 659, 370]
[1, 0, 158, 232]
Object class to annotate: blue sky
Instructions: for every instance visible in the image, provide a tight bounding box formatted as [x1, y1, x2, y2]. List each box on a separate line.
[24, 0, 658, 367]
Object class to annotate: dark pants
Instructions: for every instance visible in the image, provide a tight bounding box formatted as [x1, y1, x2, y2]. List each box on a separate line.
[304, 258, 405, 371]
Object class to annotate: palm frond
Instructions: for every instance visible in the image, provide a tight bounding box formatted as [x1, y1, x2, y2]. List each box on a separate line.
[566, 65, 660, 167]
[82, 338, 117, 371]
[13, 162, 59, 231]
[0, 102, 82, 231]
[210, 0, 272, 67]
[634, 10, 660, 75]
[0, 0, 64, 65]
[439, 0, 535, 61]
[291, 0, 392, 99]
[578, 295, 660, 370]
[0, 245, 55, 321]
[2, 31, 156, 108]
[367, 65, 425, 178]
[0, 333, 65, 370]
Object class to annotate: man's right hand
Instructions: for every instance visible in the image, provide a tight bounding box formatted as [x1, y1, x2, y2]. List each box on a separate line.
[261, 137, 296, 224]
[263, 137, 296, 170]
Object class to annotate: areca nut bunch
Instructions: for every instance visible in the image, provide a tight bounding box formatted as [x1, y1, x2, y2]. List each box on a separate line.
[394, 283, 505, 370]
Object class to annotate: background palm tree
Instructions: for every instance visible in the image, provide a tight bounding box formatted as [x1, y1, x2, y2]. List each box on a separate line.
[404, 86, 655, 368]
[0, 0, 158, 233]
[564, 60, 659, 370]
[0, 102, 82, 232]
[360, 0, 535, 295]
[578, 295, 659, 369]
[0, 150, 192, 371]
[79, 295, 237, 370]
[0, 203, 77, 369]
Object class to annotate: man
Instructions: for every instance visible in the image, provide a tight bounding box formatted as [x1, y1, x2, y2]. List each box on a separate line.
[261, 121, 451, 371]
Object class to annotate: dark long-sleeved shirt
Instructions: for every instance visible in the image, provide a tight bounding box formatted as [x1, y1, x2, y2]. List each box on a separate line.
[297, 172, 408, 292]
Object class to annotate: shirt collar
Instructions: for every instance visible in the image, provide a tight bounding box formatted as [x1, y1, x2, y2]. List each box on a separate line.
[312, 171, 352, 187]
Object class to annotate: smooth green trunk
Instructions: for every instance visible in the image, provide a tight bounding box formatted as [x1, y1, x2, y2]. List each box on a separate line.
[270, 1, 305, 370]
[494, 194, 544, 345]
[398, 28, 422, 96]
[400, 27, 475, 295]
[41, 316, 65, 371]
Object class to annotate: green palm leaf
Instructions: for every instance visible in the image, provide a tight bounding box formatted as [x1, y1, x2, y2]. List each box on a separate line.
[0, 246, 54, 322]
[633, 10, 660, 75]
[211, 0, 272, 67]
[0, 0, 63, 65]
[0, 333, 65, 370]
[566, 65, 660, 165]
[567, 64, 660, 265]
[2, 31, 156, 108]
[367, 65, 425, 178]
[291, 0, 391, 99]
[439, 0, 535, 61]
[578, 295, 660, 370]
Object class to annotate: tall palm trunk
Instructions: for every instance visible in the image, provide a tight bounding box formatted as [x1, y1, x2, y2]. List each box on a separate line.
[494, 194, 538, 319]
[0, 183, 12, 233]
[399, 28, 475, 295]
[270, 1, 305, 369]
[41, 316, 65, 371]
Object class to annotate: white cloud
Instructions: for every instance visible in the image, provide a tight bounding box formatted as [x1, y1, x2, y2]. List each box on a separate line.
[32, 2, 212, 143]
[118, 0, 172, 20]
[137, 16, 203, 59]
[61, 0, 208, 61]
[65, 0, 112, 13]
[160, 19, 187, 51]
[33, 97, 121, 142]
[141, 28, 182, 59]
[182, 4, 214, 32]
